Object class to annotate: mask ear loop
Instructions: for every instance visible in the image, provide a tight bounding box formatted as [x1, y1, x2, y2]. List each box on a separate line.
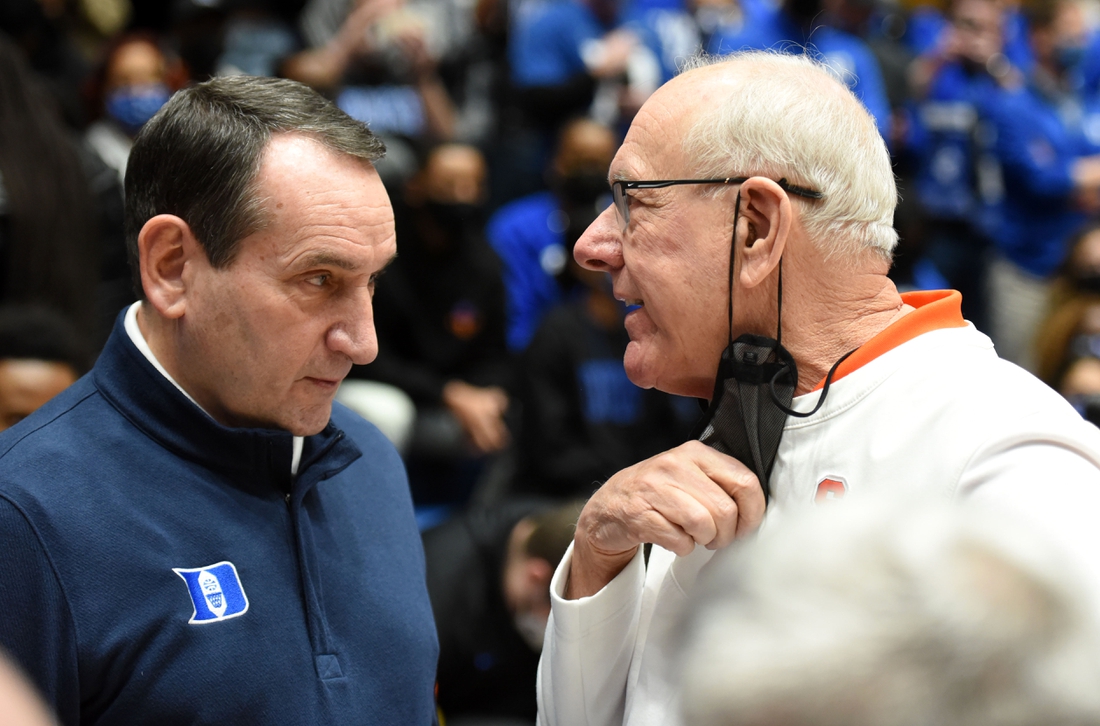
[771, 347, 855, 417]
[726, 191, 742, 352]
[768, 223, 855, 418]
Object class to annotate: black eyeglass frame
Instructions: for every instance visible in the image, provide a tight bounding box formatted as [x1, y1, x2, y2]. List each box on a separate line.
[611, 177, 825, 231]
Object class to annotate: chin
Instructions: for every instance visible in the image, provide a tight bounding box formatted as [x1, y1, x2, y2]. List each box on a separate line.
[283, 403, 334, 437]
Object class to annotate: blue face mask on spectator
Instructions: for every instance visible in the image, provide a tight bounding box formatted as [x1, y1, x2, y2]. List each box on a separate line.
[106, 83, 170, 135]
[1056, 44, 1086, 71]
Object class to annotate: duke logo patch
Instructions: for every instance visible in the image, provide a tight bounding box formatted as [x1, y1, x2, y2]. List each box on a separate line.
[173, 561, 249, 624]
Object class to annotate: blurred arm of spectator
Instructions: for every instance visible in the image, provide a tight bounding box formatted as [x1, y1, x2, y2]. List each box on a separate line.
[511, 1, 639, 128]
[361, 145, 511, 455]
[983, 85, 1100, 211]
[584, 28, 638, 79]
[442, 380, 509, 453]
[392, 27, 457, 140]
[281, 0, 404, 91]
[910, 26, 963, 98]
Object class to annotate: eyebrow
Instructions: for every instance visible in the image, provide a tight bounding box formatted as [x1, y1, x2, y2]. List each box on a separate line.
[610, 169, 635, 184]
[296, 251, 361, 272]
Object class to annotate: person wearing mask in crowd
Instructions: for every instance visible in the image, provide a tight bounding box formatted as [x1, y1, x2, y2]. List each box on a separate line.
[84, 33, 186, 187]
[980, 0, 1100, 371]
[1034, 221, 1100, 415]
[905, 0, 1020, 331]
[0, 76, 437, 724]
[1035, 220, 1100, 367]
[0, 305, 85, 432]
[424, 498, 581, 725]
[677, 494, 1100, 726]
[354, 142, 512, 504]
[536, 51, 1100, 726]
[516, 204, 694, 499]
[81, 34, 181, 335]
[488, 118, 618, 352]
[707, 0, 892, 137]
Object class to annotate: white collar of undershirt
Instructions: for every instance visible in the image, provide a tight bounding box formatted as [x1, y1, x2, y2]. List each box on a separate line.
[123, 302, 304, 475]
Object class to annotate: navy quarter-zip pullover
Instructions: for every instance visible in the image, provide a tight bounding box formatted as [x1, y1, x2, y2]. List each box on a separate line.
[0, 311, 439, 725]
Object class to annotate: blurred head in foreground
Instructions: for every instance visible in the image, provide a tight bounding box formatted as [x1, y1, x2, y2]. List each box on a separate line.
[678, 495, 1100, 726]
[0, 649, 55, 725]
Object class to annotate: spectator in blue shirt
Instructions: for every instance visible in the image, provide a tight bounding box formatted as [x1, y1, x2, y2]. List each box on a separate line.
[906, 0, 1021, 331]
[488, 118, 619, 352]
[980, 0, 1100, 370]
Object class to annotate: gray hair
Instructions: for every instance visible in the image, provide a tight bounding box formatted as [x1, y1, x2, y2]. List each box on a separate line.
[124, 75, 386, 297]
[680, 51, 898, 264]
[678, 495, 1100, 726]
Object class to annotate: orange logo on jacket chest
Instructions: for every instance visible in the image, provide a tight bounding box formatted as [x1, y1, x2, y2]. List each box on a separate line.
[815, 476, 848, 503]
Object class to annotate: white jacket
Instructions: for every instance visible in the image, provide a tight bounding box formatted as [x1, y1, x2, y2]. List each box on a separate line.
[537, 291, 1100, 726]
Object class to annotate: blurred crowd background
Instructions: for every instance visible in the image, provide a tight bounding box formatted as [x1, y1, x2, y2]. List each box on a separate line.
[7, 0, 1100, 721]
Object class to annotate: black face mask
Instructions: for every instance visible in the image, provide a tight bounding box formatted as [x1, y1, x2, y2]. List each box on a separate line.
[1073, 273, 1100, 294]
[424, 201, 483, 233]
[690, 191, 852, 501]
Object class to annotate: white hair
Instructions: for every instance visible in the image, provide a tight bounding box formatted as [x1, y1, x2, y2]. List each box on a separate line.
[677, 494, 1100, 726]
[680, 51, 898, 264]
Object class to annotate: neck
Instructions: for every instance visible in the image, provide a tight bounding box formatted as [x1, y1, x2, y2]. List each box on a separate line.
[774, 263, 911, 396]
[136, 303, 212, 415]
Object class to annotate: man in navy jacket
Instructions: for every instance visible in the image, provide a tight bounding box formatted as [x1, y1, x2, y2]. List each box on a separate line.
[0, 75, 438, 725]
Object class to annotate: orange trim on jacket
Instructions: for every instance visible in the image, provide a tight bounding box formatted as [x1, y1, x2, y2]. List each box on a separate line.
[809, 290, 966, 392]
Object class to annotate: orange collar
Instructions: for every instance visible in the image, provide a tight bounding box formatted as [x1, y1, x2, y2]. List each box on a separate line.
[809, 290, 966, 392]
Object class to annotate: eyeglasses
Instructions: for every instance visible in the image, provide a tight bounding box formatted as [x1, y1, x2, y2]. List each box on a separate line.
[611, 177, 825, 232]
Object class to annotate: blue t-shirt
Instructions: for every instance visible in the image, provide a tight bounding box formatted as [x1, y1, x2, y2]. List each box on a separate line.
[980, 81, 1090, 276]
[510, 0, 608, 87]
[909, 61, 1006, 234]
[486, 191, 570, 352]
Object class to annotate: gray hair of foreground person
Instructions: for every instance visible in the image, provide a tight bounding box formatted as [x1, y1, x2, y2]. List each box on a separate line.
[677, 496, 1100, 726]
[122, 75, 386, 296]
[680, 52, 898, 263]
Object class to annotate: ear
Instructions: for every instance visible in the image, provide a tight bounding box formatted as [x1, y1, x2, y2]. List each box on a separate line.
[137, 214, 204, 320]
[735, 177, 792, 289]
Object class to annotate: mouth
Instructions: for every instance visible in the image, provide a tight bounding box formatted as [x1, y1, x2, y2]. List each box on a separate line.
[616, 293, 644, 312]
[304, 377, 342, 391]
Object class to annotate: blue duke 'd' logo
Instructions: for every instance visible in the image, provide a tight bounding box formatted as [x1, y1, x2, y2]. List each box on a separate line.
[173, 561, 249, 624]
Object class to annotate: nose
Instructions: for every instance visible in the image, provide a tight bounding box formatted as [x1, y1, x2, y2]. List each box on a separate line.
[573, 204, 624, 273]
[327, 288, 379, 366]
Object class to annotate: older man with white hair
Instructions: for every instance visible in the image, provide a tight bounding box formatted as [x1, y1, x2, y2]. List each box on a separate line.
[537, 51, 1100, 726]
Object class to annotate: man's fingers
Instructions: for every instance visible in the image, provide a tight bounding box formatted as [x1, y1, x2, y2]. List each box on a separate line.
[589, 507, 697, 559]
[688, 442, 767, 542]
[646, 480, 721, 551]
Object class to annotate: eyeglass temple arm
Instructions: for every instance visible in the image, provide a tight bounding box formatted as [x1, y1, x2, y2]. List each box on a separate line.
[624, 177, 823, 200]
